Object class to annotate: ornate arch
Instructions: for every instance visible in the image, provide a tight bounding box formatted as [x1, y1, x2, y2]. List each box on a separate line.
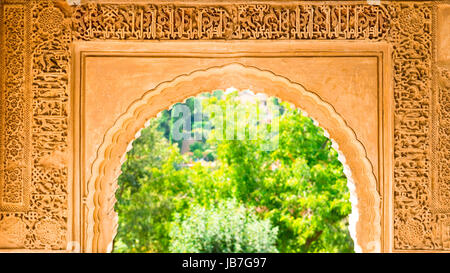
[85, 63, 381, 253]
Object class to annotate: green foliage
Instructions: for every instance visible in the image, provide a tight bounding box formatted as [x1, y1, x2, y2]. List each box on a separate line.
[114, 120, 189, 252]
[113, 90, 354, 253]
[200, 92, 353, 252]
[170, 199, 278, 253]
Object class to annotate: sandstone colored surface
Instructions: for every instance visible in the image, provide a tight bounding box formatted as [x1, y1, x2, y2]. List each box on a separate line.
[0, 0, 448, 252]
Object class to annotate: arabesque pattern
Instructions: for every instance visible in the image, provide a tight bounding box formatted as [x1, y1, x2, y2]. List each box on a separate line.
[72, 3, 391, 40]
[0, 0, 70, 249]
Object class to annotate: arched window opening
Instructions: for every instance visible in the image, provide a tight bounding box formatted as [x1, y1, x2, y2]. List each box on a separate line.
[112, 88, 355, 253]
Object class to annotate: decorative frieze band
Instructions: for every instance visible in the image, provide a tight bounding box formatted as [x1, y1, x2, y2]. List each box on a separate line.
[72, 3, 391, 41]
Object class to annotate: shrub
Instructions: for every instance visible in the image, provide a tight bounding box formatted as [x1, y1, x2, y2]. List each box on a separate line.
[169, 199, 278, 253]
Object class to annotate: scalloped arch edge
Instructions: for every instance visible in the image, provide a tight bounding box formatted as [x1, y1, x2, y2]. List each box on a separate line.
[85, 63, 381, 253]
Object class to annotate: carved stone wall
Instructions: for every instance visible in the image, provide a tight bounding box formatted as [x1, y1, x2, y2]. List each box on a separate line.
[0, 0, 448, 252]
[434, 65, 450, 249]
[0, 0, 70, 250]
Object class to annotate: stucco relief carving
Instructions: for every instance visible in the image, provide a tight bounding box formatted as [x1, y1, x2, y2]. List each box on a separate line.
[0, 0, 448, 252]
[435, 67, 450, 211]
[0, 3, 31, 212]
[388, 4, 434, 251]
[0, 0, 70, 250]
[72, 3, 391, 40]
[433, 65, 450, 249]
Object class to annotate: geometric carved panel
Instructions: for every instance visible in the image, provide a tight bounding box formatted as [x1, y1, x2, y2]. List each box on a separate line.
[0, 2, 31, 211]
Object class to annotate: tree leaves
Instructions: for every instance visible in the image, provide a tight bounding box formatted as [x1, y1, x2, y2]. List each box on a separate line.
[113, 92, 354, 253]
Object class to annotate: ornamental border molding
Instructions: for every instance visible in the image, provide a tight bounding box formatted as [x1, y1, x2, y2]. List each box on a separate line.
[70, 0, 447, 252]
[85, 63, 381, 253]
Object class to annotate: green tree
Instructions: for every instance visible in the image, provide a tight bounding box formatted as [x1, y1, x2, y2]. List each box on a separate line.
[170, 199, 278, 253]
[114, 90, 354, 253]
[114, 120, 189, 252]
[202, 92, 354, 252]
